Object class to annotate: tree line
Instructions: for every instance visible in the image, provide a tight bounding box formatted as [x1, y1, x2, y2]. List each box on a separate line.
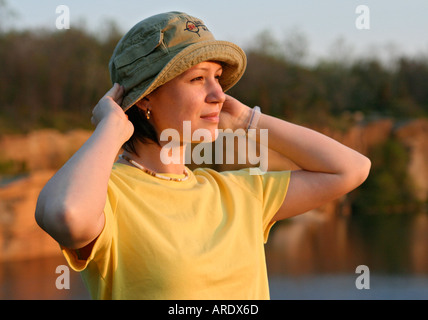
[1, 23, 427, 214]
[1, 25, 427, 134]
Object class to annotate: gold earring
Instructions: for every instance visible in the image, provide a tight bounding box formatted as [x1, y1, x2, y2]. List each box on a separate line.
[145, 109, 151, 120]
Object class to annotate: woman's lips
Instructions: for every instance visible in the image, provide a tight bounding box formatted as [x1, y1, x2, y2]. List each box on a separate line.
[200, 112, 220, 123]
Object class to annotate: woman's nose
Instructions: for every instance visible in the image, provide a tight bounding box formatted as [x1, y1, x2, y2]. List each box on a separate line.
[206, 80, 226, 105]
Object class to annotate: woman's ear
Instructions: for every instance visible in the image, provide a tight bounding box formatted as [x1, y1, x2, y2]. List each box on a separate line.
[135, 97, 153, 120]
[135, 97, 150, 110]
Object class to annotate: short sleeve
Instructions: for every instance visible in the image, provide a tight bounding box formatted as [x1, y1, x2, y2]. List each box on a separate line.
[259, 170, 291, 242]
[61, 184, 116, 272]
[220, 168, 291, 243]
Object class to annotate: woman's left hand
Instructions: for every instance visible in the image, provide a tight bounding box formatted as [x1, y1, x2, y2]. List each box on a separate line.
[219, 94, 252, 132]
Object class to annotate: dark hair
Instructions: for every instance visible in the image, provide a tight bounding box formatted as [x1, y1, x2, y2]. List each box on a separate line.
[123, 106, 160, 154]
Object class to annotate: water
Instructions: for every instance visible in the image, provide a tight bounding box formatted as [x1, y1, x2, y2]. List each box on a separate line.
[0, 255, 89, 300]
[265, 211, 428, 299]
[1, 212, 427, 300]
[269, 274, 428, 299]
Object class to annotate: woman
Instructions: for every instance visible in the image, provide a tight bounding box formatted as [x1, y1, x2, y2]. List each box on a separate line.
[35, 12, 370, 299]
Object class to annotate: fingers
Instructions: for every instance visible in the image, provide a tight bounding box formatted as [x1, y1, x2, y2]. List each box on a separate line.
[104, 83, 125, 103]
[115, 85, 125, 105]
[91, 83, 127, 127]
[91, 105, 99, 126]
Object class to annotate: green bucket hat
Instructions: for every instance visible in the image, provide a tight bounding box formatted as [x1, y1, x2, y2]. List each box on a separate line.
[109, 11, 247, 112]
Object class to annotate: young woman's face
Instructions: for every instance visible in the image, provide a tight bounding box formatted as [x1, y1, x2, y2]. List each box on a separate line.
[144, 61, 225, 143]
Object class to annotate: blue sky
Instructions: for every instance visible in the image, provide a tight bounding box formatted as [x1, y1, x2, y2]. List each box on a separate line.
[5, 0, 428, 62]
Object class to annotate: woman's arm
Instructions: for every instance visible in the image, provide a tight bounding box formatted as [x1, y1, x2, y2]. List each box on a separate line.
[258, 113, 370, 221]
[221, 95, 371, 221]
[35, 84, 133, 249]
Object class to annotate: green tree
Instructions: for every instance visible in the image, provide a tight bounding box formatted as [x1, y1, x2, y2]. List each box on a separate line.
[351, 138, 420, 214]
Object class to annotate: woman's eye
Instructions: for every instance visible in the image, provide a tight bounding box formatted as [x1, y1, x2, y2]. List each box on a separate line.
[190, 75, 221, 82]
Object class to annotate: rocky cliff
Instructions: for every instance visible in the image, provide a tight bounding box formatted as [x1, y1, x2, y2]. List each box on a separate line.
[395, 119, 428, 201]
[0, 129, 91, 261]
[0, 119, 427, 262]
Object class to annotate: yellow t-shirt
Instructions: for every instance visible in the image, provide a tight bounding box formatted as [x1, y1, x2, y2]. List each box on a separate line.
[62, 163, 290, 300]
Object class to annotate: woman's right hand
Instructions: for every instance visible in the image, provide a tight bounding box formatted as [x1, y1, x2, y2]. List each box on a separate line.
[91, 83, 134, 142]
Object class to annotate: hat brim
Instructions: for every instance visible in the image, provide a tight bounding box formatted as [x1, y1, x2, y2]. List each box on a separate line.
[121, 40, 247, 112]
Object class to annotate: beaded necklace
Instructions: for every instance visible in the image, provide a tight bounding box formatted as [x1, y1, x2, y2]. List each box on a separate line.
[119, 154, 189, 182]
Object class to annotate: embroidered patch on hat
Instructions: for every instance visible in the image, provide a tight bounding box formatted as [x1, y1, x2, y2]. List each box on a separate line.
[184, 20, 209, 37]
